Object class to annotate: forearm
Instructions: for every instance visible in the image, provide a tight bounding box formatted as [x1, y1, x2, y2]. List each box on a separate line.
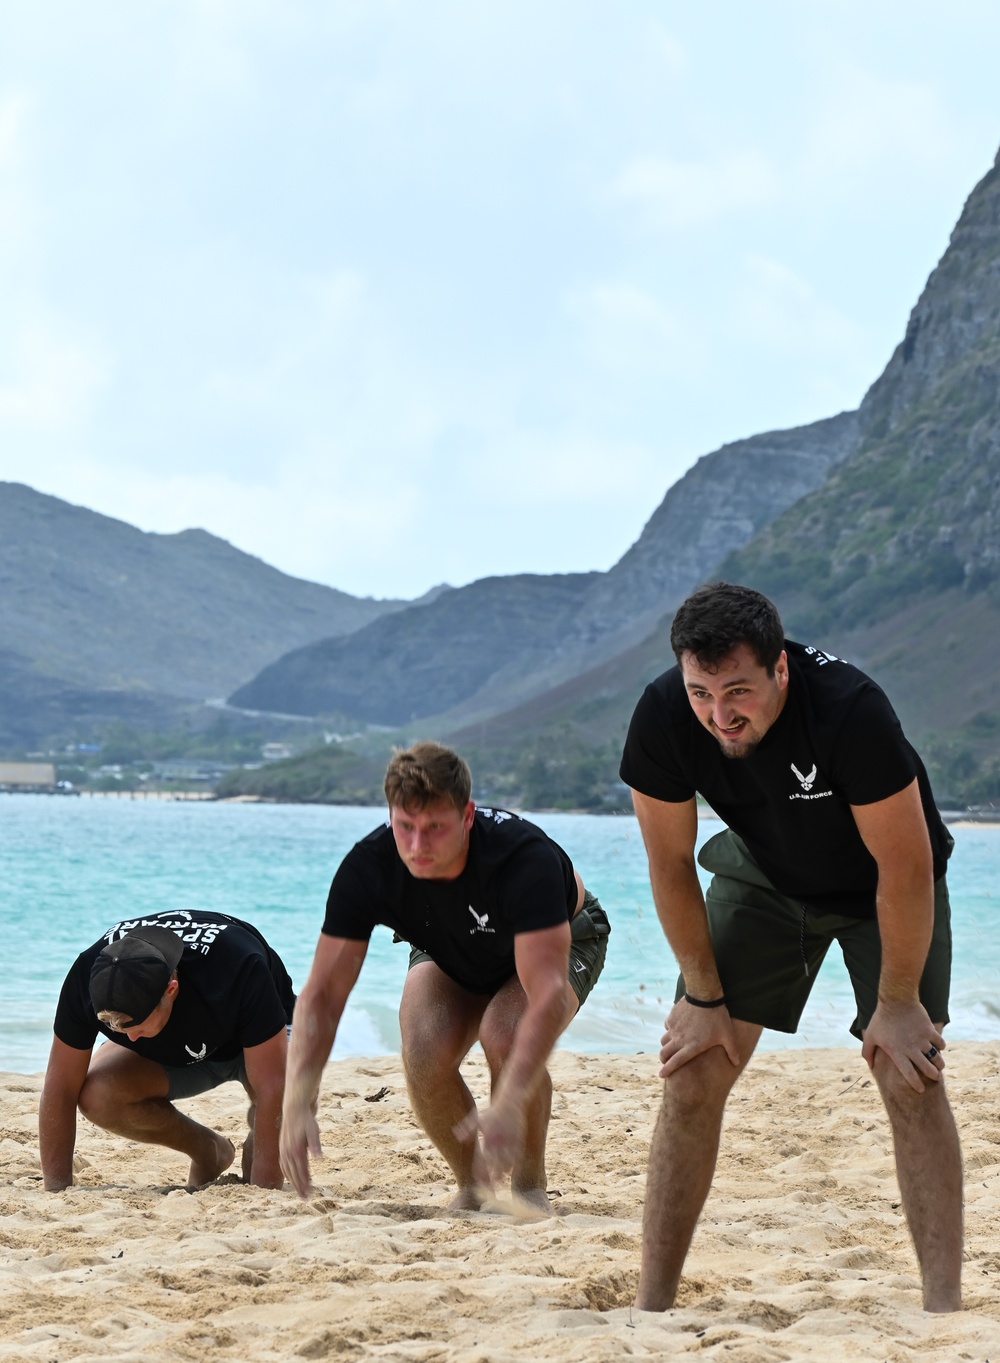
[633, 793, 720, 996]
[38, 1088, 78, 1191]
[876, 872, 934, 1002]
[284, 989, 341, 1115]
[849, 779, 936, 1005]
[492, 979, 568, 1113]
[650, 860, 721, 998]
[249, 1087, 285, 1188]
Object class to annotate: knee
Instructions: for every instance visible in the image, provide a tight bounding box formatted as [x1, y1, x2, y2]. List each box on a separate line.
[661, 1067, 706, 1119]
[400, 1013, 470, 1082]
[873, 1052, 948, 1122]
[78, 1071, 118, 1129]
[478, 1012, 517, 1070]
[661, 1054, 736, 1120]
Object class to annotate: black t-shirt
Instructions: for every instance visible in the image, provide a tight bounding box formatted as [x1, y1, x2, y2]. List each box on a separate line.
[54, 911, 296, 1065]
[323, 807, 577, 994]
[620, 640, 951, 918]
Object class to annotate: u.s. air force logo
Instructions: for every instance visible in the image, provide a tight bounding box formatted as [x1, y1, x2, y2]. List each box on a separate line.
[468, 906, 495, 935]
[792, 762, 816, 791]
[789, 762, 832, 801]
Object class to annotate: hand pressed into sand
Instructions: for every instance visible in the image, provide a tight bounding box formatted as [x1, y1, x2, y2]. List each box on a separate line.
[280, 1100, 323, 1199]
[454, 1097, 526, 1194]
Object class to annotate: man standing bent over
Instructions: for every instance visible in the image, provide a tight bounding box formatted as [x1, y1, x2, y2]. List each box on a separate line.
[280, 741, 609, 1210]
[620, 582, 962, 1312]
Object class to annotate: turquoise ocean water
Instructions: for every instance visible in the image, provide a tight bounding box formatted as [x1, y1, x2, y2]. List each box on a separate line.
[2, 794, 998, 1073]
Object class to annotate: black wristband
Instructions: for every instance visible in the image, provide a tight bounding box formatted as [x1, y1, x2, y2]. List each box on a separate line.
[683, 992, 727, 1009]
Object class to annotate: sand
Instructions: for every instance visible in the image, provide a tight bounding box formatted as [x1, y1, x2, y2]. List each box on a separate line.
[3, 1044, 1000, 1362]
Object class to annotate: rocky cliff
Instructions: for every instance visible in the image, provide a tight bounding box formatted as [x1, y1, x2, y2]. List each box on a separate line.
[230, 410, 860, 723]
[729, 149, 1000, 631]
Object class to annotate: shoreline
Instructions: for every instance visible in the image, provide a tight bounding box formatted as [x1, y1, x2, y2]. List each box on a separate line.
[3, 1044, 1000, 1360]
[7, 788, 1000, 826]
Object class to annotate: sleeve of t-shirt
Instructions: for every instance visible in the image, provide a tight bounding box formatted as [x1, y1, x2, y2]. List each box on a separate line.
[322, 845, 382, 940]
[231, 952, 293, 1049]
[619, 681, 697, 803]
[52, 952, 100, 1051]
[494, 841, 574, 935]
[828, 685, 919, 806]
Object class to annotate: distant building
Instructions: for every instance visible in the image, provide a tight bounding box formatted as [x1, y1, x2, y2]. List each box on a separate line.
[0, 762, 57, 791]
[151, 760, 236, 783]
[261, 743, 294, 762]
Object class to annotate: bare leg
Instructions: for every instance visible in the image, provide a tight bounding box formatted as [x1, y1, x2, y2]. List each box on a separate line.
[870, 1040, 963, 1312]
[399, 963, 487, 1208]
[478, 974, 577, 1210]
[637, 1021, 762, 1311]
[80, 1044, 234, 1189]
[242, 1100, 256, 1182]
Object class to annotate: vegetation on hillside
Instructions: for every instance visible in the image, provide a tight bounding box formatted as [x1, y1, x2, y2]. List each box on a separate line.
[216, 745, 386, 804]
[213, 726, 630, 811]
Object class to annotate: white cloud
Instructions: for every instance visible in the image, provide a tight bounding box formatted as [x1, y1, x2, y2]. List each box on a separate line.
[0, 90, 40, 261]
[568, 281, 700, 378]
[0, 90, 32, 168]
[466, 427, 662, 509]
[803, 65, 952, 186]
[0, 317, 110, 433]
[609, 150, 778, 231]
[732, 256, 868, 360]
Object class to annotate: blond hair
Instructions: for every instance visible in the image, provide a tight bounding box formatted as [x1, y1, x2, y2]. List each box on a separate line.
[383, 742, 472, 813]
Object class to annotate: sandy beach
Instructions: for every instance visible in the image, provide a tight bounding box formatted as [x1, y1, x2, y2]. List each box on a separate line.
[3, 1044, 1000, 1361]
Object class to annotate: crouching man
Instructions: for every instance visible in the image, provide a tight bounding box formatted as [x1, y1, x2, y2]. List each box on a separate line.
[280, 741, 610, 1210]
[40, 911, 295, 1190]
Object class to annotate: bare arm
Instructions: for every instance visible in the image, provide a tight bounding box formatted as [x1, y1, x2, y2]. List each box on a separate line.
[242, 1026, 288, 1188]
[631, 790, 740, 1073]
[852, 778, 943, 1091]
[499, 919, 574, 1106]
[459, 919, 574, 1180]
[279, 933, 368, 1197]
[38, 1037, 93, 1191]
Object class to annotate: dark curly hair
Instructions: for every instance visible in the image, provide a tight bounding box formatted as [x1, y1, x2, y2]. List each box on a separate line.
[670, 582, 784, 675]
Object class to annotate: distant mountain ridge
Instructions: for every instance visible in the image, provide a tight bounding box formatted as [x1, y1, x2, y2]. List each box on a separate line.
[0, 483, 429, 745]
[230, 409, 860, 724]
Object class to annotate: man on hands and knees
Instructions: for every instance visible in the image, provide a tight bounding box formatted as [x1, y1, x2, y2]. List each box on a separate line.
[620, 582, 962, 1313]
[40, 912, 295, 1191]
[280, 741, 610, 1211]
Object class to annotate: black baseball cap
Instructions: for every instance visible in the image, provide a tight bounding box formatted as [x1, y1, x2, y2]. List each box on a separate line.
[89, 925, 185, 1026]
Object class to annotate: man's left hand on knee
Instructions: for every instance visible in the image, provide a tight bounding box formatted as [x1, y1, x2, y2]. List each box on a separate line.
[861, 999, 946, 1094]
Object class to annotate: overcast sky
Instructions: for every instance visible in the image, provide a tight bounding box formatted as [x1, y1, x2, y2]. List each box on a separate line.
[2, 3, 999, 599]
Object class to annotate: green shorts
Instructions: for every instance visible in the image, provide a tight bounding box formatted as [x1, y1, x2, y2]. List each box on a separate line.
[406, 891, 610, 1008]
[678, 829, 952, 1040]
[160, 1025, 291, 1101]
[162, 1053, 247, 1101]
